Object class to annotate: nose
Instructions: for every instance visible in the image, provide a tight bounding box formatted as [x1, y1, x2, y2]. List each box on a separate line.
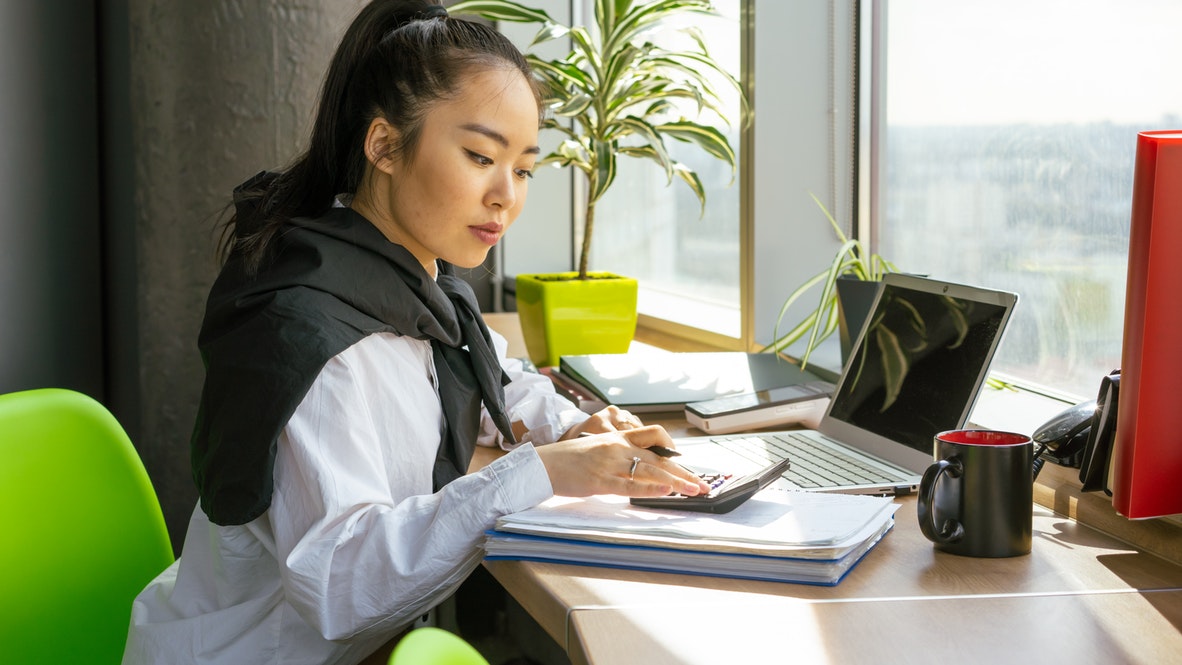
[484, 169, 518, 210]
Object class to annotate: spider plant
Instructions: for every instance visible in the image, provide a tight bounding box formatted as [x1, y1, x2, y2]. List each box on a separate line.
[765, 192, 896, 368]
[450, 0, 748, 279]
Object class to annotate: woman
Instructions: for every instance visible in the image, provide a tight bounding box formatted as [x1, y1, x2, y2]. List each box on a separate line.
[122, 2, 707, 664]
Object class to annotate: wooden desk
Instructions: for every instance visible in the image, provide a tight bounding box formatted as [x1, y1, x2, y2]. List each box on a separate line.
[473, 417, 1182, 664]
[568, 590, 1182, 664]
[478, 314, 1182, 663]
[484, 496, 1182, 662]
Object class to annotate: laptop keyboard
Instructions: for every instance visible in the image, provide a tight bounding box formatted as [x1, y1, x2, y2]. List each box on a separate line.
[713, 432, 913, 489]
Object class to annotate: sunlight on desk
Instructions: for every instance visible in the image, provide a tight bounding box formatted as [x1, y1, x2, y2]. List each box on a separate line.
[483, 500, 1182, 665]
[568, 590, 1182, 665]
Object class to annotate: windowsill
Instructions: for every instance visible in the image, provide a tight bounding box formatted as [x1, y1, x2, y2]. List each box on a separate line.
[1035, 462, 1182, 565]
[637, 287, 741, 339]
[967, 376, 1075, 434]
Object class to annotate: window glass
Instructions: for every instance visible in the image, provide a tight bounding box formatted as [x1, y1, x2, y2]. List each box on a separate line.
[589, 0, 743, 338]
[876, 0, 1182, 396]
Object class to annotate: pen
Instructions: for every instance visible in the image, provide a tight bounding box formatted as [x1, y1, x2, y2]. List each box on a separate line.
[577, 432, 682, 458]
[648, 445, 681, 458]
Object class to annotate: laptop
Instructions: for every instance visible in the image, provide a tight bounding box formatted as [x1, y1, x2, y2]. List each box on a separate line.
[673, 273, 1019, 495]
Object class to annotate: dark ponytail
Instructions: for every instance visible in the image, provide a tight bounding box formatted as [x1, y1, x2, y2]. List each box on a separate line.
[219, 0, 542, 274]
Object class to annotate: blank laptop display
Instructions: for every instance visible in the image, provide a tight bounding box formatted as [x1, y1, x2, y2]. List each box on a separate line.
[674, 273, 1019, 495]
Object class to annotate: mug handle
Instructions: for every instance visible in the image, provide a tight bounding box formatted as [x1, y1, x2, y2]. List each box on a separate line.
[917, 457, 966, 544]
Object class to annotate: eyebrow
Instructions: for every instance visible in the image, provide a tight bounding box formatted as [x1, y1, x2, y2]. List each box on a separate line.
[461, 123, 541, 155]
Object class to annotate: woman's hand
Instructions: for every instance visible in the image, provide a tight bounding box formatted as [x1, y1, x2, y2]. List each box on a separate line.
[536, 425, 711, 498]
[559, 405, 645, 439]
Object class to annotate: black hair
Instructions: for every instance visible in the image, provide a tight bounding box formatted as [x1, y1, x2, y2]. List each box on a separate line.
[219, 0, 542, 273]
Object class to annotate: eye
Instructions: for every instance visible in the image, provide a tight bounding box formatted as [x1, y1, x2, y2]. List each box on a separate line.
[515, 168, 535, 180]
[465, 149, 493, 166]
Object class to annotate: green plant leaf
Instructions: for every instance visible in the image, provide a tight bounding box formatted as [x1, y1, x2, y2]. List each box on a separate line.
[540, 118, 580, 140]
[529, 57, 593, 94]
[553, 93, 594, 117]
[606, 0, 717, 57]
[650, 49, 740, 98]
[449, 0, 556, 25]
[641, 55, 728, 114]
[799, 245, 861, 365]
[643, 99, 677, 117]
[602, 43, 644, 101]
[655, 120, 736, 170]
[527, 22, 570, 49]
[615, 116, 674, 182]
[672, 162, 706, 212]
[768, 307, 825, 356]
[590, 140, 618, 203]
[540, 139, 591, 175]
[809, 191, 850, 244]
[609, 82, 709, 120]
[764, 192, 900, 366]
[568, 26, 603, 80]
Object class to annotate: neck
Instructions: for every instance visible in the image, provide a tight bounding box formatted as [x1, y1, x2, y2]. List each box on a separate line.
[348, 195, 437, 278]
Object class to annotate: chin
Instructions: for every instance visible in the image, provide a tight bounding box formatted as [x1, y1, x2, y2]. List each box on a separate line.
[449, 249, 493, 270]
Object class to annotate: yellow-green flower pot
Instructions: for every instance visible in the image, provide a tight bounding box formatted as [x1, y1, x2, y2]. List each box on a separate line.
[515, 272, 639, 368]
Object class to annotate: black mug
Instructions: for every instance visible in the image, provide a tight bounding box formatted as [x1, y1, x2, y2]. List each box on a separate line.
[917, 429, 1033, 557]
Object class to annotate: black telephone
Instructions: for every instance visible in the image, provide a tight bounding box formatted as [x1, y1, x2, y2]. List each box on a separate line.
[1030, 369, 1120, 493]
[1032, 400, 1095, 471]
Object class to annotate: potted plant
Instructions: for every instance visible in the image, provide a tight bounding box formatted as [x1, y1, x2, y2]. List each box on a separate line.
[451, 0, 746, 366]
[768, 196, 1016, 408]
[764, 193, 897, 369]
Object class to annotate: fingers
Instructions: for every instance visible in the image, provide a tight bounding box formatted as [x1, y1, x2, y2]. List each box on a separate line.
[620, 448, 711, 497]
[585, 406, 645, 433]
[610, 407, 643, 430]
[618, 424, 675, 449]
[612, 427, 706, 495]
[558, 406, 648, 442]
[539, 427, 710, 498]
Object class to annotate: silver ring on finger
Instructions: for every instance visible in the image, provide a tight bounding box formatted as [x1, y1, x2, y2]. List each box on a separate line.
[628, 456, 641, 480]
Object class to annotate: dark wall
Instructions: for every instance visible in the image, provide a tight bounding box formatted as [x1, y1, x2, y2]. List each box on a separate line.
[0, 2, 105, 399]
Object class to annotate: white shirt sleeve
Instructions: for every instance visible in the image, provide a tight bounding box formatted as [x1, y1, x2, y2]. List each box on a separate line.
[477, 327, 590, 449]
[268, 333, 553, 641]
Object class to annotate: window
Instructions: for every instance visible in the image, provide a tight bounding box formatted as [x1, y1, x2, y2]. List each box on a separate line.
[588, 0, 745, 340]
[868, 0, 1182, 397]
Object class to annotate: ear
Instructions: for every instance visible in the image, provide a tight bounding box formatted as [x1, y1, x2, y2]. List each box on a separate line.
[363, 117, 400, 175]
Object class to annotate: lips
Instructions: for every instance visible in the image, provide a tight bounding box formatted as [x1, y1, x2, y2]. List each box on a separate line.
[469, 222, 504, 246]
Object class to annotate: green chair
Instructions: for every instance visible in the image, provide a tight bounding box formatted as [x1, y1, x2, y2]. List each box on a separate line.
[0, 388, 174, 664]
[388, 627, 490, 665]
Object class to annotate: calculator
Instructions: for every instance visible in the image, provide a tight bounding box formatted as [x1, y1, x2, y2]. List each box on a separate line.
[629, 457, 791, 514]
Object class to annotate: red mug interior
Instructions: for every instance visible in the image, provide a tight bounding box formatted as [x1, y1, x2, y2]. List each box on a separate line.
[936, 429, 1030, 446]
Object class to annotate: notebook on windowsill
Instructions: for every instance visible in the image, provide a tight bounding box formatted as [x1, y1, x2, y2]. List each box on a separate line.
[555, 351, 829, 413]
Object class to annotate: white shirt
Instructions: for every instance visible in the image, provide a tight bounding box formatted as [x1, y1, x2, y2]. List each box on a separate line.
[122, 329, 587, 665]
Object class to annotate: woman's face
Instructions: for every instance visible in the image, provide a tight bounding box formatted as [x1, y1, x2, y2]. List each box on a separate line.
[357, 67, 540, 275]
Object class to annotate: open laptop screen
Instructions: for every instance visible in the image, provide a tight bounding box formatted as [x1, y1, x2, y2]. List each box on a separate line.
[826, 274, 1016, 456]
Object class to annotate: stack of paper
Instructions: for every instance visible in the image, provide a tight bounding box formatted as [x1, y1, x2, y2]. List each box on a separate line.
[484, 490, 898, 586]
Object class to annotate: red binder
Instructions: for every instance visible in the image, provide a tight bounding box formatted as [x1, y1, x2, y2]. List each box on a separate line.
[1113, 130, 1182, 519]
